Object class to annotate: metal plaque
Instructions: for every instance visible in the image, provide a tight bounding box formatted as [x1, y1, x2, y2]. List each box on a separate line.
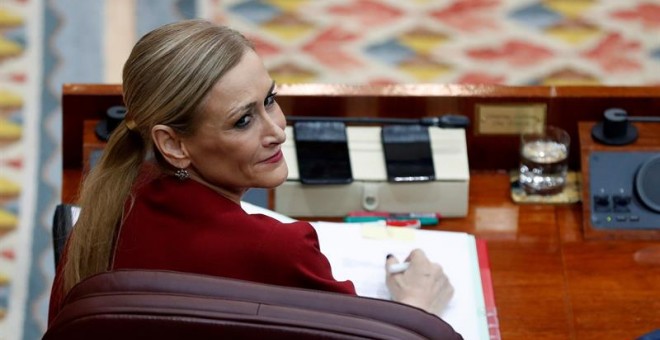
[476, 103, 546, 135]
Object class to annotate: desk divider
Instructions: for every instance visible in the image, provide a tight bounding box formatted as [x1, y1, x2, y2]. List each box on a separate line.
[276, 126, 469, 217]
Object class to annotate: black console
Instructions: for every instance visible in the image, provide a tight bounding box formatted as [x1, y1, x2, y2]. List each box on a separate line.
[589, 151, 660, 230]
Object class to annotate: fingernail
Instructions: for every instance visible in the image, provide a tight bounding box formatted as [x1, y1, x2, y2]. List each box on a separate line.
[386, 254, 393, 259]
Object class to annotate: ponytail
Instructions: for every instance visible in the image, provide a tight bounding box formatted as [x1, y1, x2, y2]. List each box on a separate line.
[61, 121, 146, 293]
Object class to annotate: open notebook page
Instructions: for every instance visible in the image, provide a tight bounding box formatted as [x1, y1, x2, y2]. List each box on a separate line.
[241, 202, 489, 340]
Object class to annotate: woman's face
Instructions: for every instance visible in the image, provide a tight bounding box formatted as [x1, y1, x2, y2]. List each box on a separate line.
[182, 50, 288, 202]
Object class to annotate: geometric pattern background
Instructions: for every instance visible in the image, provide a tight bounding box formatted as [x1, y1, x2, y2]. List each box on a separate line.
[211, 0, 660, 86]
[1, 0, 659, 339]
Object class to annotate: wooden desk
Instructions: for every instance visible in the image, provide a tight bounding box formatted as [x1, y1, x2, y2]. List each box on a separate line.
[61, 166, 660, 339]
[61, 84, 660, 340]
[449, 172, 660, 339]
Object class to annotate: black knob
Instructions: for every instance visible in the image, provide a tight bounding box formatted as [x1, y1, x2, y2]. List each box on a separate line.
[612, 193, 632, 213]
[95, 105, 127, 141]
[591, 108, 638, 145]
[612, 195, 631, 206]
[105, 106, 127, 132]
[593, 194, 609, 206]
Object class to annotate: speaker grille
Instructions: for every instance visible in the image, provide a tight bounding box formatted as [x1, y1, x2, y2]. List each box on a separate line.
[636, 154, 660, 213]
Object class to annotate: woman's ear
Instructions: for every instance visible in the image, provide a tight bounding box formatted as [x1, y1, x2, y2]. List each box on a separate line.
[151, 124, 191, 169]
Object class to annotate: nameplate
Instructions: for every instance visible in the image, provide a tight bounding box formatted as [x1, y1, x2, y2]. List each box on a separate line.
[475, 103, 546, 135]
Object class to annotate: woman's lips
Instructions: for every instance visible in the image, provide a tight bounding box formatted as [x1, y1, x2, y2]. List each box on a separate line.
[262, 150, 283, 164]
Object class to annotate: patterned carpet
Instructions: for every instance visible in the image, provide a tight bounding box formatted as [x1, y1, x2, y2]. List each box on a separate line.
[1, 0, 659, 339]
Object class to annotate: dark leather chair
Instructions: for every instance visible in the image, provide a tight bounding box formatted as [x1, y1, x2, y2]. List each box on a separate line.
[44, 269, 462, 339]
[51, 204, 78, 269]
[48, 205, 463, 339]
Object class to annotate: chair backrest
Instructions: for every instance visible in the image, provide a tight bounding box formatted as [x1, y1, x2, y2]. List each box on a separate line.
[44, 269, 463, 339]
[51, 204, 78, 268]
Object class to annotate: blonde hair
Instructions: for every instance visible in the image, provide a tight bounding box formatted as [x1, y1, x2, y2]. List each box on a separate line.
[62, 19, 253, 293]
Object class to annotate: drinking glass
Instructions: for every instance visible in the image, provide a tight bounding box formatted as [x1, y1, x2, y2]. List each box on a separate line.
[519, 126, 570, 195]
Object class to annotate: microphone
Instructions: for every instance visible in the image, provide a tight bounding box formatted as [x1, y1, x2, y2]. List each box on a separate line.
[285, 114, 470, 129]
[591, 108, 660, 145]
[95, 105, 127, 141]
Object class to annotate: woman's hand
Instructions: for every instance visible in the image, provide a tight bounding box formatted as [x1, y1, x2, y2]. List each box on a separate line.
[385, 249, 454, 314]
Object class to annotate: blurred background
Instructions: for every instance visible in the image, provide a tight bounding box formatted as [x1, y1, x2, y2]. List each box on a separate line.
[1, 0, 659, 338]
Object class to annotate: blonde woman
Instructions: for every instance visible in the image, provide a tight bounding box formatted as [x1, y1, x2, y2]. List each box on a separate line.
[48, 20, 455, 332]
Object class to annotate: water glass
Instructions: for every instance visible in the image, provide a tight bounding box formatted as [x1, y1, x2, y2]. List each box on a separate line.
[519, 126, 570, 195]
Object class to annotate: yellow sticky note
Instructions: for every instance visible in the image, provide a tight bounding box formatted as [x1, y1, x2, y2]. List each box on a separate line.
[387, 227, 416, 241]
[361, 224, 416, 241]
[361, 224, 388, 239]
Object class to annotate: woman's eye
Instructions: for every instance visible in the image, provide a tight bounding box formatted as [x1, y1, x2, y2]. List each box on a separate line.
[264, 92, 277, 107]
[235, 114, 252, 128]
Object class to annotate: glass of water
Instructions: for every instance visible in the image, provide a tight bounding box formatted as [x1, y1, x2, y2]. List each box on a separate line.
[519, 126, 570, 195]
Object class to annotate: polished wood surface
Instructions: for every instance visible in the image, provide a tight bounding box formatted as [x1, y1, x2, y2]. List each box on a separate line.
[438, 173, 660, 340]
[579, 122, 660, 240]
[61, 84, 660, 340]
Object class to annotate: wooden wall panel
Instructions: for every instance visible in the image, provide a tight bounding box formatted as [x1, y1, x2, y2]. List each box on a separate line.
[63, 84, 660, 172]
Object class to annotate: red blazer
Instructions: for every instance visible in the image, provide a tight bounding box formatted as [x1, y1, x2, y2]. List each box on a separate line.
[112, 174, 355, 293]
[49, 173, 355, 324]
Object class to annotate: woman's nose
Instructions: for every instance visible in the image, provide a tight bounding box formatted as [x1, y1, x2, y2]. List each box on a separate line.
[263, 109, 287, 146]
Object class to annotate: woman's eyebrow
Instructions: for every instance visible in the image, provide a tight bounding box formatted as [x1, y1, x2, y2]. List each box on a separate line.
[228, 102, 256, 119]
[227, 81, 277, 119]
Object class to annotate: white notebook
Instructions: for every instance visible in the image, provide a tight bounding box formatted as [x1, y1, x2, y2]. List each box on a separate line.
[241, 202, 490, 340]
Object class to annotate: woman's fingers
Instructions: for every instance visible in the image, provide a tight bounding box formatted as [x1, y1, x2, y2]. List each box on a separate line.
[385, 253, 399, 267]
[406, 248, 429, 263]
[385, 250, 455, 314]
